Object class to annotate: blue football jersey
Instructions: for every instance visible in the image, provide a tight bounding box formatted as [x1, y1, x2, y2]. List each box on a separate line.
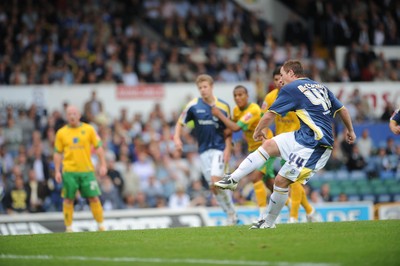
[269, 78, 343, 148]
[179, 97, 231, 153]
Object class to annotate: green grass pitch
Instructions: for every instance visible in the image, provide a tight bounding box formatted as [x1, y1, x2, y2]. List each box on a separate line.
[1, 220, 399, 266]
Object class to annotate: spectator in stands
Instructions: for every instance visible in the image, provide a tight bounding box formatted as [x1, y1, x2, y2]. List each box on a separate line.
[2, 175, 29, 214]
[385, 137, 396, 155]
[391, 145, 400, 174]
[337, 193, 348, 202]
[215, 22, 232, 48]
[166, 50, 184, 82]
[168, 184, 191, 209]
[123, 193, 136, 209]
[41, 127, 56, 157]
[26, 169, 48, 213]
[0, 145, 14, 180]
[150, 147, 175, 199]
[134, 191, 149, 208]
[9, 65, 27, 85]
[346, 145, 366, 172]
[367, 147, 394, 177]
[166, 148, 191, 191]
[143, 175, 164, 207]
[3, 117, 23, 158]
[115, 153, 140, 202]
[374, 22, 386, 46]
[309, 187, 323, 204]
[15, 150, 30, 183]
[0, 61, 11, 84]
[344, 49, 362, 81]
[83, 90, 104, 122]
[356, 22, 371, 46]
[99, 175, 125, 210]
[106, 155, 124, 195]
[321, 59, 339, 82]
[46, 164, 63, 212]
[148, 58, 168, 83]
[16, 109, 35, 146]
[381, 102, 395, 121]
[319, 183, 332, 202]
[338, 127, 354, 164]
[132, 150, 156, 191]
[122, 65, 139, 86]
[188, 179, 208, 207]
[356, 129, 374, 162]
[28, 144, 50, 184]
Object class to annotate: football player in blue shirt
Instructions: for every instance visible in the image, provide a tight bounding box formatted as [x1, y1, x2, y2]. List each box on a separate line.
[215, 60, 356, 228]
[174, 74, 237, 225]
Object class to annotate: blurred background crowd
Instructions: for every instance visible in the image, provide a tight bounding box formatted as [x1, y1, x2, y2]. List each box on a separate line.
[1, 0, 400, 86]
[0, 0, 400, 214]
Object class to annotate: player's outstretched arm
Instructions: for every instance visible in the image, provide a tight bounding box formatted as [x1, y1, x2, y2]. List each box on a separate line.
[338, 107, 356, 144]
[253, 111, 276, 141]
[211, 106, 241, 132]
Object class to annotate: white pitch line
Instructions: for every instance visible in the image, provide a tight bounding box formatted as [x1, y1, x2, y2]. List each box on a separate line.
[0, 254, 341, 266]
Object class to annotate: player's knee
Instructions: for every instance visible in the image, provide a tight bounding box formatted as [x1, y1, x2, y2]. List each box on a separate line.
[88, 196, 100, 203]
[274, 175, 292, 188]
[63, 198, 74, 205]
[264, 178, 274, 191]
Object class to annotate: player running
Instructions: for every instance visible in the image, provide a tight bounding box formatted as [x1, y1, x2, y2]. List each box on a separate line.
[211, 85, 272, 222]
[174, 74, 237, 225]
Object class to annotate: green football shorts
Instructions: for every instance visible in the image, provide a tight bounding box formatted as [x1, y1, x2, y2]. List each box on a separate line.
[259, 157, 276, 181]
[259, 157, 287, 183]
[62, 172, 101, 199]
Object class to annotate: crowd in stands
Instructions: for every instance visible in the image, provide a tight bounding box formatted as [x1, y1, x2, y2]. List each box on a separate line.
[1, 0, 400, 214]
[0, 0, 400, 89]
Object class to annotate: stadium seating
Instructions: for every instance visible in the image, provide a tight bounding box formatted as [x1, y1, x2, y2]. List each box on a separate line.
[308, 172, 400, 204]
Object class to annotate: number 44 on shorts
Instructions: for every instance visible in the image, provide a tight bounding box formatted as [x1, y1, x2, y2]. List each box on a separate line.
[288, 153, 305, 168]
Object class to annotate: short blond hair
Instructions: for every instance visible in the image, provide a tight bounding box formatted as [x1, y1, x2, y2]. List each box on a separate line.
[195, 74, 214, 86]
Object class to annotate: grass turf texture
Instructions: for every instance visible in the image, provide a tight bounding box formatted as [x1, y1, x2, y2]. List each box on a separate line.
[0, 220, 399, 266]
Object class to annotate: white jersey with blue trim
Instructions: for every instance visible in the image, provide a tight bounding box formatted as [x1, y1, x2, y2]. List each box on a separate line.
[269, 78, 343, 148]
[178, 97, 230, 154]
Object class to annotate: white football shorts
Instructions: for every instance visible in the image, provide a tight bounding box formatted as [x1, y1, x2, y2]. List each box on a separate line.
[199, 149, 225, 184]
[272, 131, 332, 184]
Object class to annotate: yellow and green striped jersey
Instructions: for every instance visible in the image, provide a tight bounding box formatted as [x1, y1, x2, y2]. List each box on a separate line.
[54, 122, 102, 172]
[233, 102, 272, 152]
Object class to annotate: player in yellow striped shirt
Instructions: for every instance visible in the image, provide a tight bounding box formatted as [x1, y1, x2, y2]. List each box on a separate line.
[212, 85, 273, 220]
[260, 67, 317, 223]
[54, 105, 107, 232]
